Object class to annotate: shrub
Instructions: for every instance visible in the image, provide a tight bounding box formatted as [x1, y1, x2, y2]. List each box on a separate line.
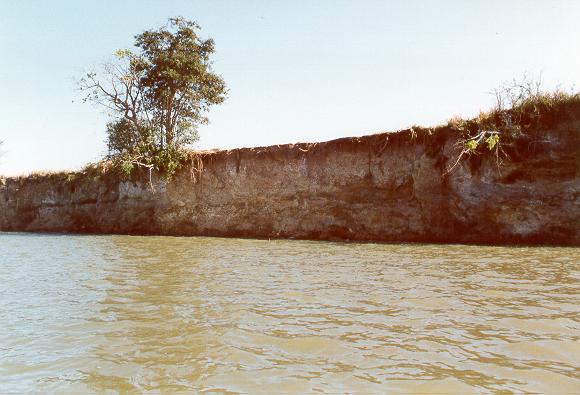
[446, 77, 580, 174]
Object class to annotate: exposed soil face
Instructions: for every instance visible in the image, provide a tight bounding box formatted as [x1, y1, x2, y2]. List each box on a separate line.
[1, 122, 578, 245]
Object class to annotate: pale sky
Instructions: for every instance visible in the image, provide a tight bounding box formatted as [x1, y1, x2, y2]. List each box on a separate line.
[1, 0, 579, 175]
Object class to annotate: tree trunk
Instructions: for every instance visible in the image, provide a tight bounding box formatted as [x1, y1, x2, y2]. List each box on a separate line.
[165, 95, 174, 147]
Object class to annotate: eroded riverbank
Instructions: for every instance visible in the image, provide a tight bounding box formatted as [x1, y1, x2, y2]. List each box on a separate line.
[1, 118, 579, 245]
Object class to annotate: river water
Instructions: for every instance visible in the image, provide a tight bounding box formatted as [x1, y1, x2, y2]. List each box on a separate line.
[0, 233, 579, 393]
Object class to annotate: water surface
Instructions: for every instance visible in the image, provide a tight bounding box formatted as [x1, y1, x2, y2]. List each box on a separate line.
[1, 233, 579, 393]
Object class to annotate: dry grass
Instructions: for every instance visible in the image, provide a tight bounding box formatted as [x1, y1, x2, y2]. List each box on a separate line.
[8, 169, 76, 182]
[448, 82, 580, 138]
[444, 81, 580, 175]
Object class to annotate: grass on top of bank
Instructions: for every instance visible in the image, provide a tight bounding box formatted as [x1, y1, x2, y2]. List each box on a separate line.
[442, 78, 580, 174]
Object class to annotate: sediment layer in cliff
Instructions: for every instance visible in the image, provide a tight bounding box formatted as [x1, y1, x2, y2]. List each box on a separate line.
[1, 110, 579, 245]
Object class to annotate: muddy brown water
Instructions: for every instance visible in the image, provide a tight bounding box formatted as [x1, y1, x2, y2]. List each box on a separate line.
[0, 233, 579, 393]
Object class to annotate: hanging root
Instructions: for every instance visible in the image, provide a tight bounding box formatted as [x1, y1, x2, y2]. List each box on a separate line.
[189, 152, 204, 183]
[130, 160, 155, 191]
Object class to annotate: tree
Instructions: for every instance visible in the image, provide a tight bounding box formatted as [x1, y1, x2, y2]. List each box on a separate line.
[79, 17, 227, 175]
[135, 18, 227, 148]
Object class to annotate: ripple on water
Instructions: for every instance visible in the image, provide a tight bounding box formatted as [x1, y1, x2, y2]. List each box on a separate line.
[0, 233, 579, 393]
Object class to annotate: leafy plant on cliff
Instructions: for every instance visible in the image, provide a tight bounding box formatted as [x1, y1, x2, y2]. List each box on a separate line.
[446, 77, 580, 174]
[79, 17, 227, 181]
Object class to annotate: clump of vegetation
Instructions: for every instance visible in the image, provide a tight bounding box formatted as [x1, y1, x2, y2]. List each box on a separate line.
[79, 17, 227, 182]
[446, 77, 580, 174]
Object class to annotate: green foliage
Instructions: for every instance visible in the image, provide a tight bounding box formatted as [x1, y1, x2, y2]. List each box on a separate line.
[120, 161, 134, 177]
[107, 144, 187, 181]
[485, 134, 499, 150]
[106, 119, 154, 156]
[134, 17, 227, 148]
[465, 139, 478, 151]
[79, 17, 227, 180]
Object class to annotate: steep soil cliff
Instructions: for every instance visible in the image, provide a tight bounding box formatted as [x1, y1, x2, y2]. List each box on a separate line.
[1, 120, 578, 245]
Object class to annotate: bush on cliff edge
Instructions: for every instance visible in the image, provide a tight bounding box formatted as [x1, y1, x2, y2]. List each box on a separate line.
[445, 77, 580, 174]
